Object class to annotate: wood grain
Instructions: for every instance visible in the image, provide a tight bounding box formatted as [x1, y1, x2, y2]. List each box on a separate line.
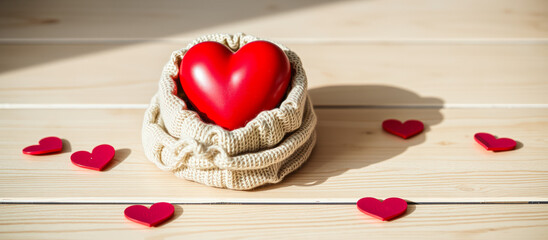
[1, 43, 547, 105]
[1, 108, 547, 203]
[1, 0, 547, 238]
[1, 0, 547, 40]
[1, 204, 547, 239]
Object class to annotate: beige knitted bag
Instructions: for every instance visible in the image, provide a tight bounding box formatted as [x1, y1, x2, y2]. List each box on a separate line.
[142, 33, 317, 190]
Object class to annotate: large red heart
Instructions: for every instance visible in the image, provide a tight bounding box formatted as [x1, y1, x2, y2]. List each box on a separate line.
[22, 136, 63, 155]
[179, 41, 291, 130]
[70, 144, 115, 171]
[382, 119, 424, 139]
[474, 132, 516, 151]
[357, 197, 408, 221]
[124, 202, 175, 227]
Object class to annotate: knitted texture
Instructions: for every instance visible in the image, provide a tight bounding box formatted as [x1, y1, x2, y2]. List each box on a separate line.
[142, 33, 317, 190]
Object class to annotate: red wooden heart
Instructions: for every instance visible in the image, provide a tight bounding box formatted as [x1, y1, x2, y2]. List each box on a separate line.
[357, 197, 408, 221]
[382, 119, 424, 139]
[179, 41, 291, 130]
[70, 144, 115, 171]
[22, 136, 63, 155]
[474, 132, 516, 151]
[124, 202, 175, 227]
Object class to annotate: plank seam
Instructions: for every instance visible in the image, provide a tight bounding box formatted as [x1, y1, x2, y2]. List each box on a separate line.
[1, 38, 548, 45]
[315, 104, 548, 109]
[1, 202, 547, 205]
[1, 103, 548, 109]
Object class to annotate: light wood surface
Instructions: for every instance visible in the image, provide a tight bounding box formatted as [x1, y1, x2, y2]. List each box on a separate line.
[1, 204, 547, 240]
[2, 108, 546, 203]
[1, 0, 547, 238]
[1, 43, 547, 105]
[1, 0, 547, 40]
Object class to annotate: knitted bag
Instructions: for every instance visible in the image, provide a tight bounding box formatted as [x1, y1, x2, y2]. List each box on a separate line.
[142, 33, 317, 190]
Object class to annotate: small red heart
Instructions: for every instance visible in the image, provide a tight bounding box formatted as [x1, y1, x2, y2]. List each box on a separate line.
[179, 41, 291, 130]
[382, 119, 424, 139]
[474, 132, 516, 151]
[22, 136, 63, 155]
[357, 197, 408, 221]
[70, 144, 115, 171]
[124, 202, 175, 227]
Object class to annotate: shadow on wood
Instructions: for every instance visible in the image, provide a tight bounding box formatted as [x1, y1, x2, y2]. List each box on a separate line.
[104, 148, 131, 171]
[257, 85, 444, 190]
[0, 0, 344, 73]
[61, 138, 72, 153]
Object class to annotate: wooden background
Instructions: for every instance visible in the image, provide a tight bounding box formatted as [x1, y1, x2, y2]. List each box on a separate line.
[1, 0, 547, 239]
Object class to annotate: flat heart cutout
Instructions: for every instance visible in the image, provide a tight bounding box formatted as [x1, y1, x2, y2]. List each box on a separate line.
[124, 202, 175, 227]
[70, 144, 115, 171]
[179, 41, 291, 130]
[22, 136, 63, 155]
[382, 119, 424, 139]
[357, 197, 408, 221]
[474, 132, 517, 151]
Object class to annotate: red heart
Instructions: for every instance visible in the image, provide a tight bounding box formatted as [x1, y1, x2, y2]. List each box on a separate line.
[179, 41, 291, 130]
[124, 202, 175, 227]
[474, 132, 516, 151]
[70, 144, 115, 171]
[382, 119, 424, 139]
[22, 136, 63, 155]
[357, 197, 408, 221]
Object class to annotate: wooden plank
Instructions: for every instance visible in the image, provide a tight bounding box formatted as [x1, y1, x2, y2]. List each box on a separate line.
[1, 0, 547, 40]
[1, 204, 547, 239]
[1, 43, 547, 105]
[1, 108, 547, 203]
